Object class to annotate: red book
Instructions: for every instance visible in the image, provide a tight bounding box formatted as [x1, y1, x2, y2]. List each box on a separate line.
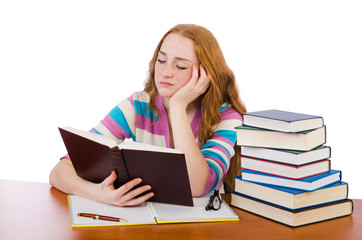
[241, 156, 331, 179]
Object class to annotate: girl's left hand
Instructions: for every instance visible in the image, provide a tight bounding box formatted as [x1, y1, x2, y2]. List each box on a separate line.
[169, 64, 211, 109]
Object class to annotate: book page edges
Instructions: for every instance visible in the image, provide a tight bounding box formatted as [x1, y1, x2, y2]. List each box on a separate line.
[61, 126, 184, 155]
[61, 126, 118, 149]
[67, 195, 74, 227]
[156, 218, 240, 224]
[117, 141, 183, 154]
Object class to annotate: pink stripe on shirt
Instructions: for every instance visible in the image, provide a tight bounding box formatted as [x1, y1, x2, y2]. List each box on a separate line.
[101, 115, 130, 139]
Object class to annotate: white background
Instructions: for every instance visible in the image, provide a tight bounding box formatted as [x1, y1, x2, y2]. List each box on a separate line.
[1, 1, 361, 198]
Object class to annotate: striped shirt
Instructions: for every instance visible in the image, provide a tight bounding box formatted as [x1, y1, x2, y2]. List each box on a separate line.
[91, 91, 243, 195]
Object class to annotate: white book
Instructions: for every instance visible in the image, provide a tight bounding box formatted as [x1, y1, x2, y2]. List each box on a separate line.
[240, 157, 331, 179]
[68, 195, 239, 228]
[235, 125, 326, 151]
[241, 146, 331, 165]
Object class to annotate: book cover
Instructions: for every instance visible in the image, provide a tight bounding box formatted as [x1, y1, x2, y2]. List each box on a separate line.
[240, 169, 342, 191]
[235, 125, 326, 151]
[234, 177, 348, 210]
[231, 192, 353, 227]
[242, 109, 324, 133]
[59, 126, 193, 206]
[240, 157, 331, 179]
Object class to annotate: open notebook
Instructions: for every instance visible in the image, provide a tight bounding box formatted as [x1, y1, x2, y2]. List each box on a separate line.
[68, 195, 239, 227]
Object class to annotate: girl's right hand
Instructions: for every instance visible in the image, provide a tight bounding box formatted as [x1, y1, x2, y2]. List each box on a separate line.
[169, 64, 210, 110]
[95, 171, 154, 206]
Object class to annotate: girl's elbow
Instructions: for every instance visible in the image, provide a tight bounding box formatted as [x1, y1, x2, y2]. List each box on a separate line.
[49, 166, 59, 187]
[191, 185, 207, 197]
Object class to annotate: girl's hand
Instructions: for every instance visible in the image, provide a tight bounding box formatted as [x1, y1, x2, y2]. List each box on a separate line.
[169, 64, 210, 109]
[95, 171, 154, 206]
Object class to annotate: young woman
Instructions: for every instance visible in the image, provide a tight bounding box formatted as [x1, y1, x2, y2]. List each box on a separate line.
[50, 24, 246, 207]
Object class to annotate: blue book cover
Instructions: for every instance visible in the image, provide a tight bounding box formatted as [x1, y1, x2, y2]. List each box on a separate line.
[241, 109, 324, 133]
[243, 109, 323, 123]
[240, 169, 342, 191]
[236, 175, 346, 194]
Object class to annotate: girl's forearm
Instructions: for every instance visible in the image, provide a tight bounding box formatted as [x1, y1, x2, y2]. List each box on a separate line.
[168, 105, 209, 196]
[50, 158, 155, 206]
[49, 158, 99, 199]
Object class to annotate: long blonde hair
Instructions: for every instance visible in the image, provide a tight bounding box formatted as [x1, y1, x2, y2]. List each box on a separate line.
[144, 24, 246, 192]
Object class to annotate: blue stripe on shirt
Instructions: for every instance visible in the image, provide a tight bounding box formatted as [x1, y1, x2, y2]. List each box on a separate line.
[201, 149, 228, 170]
[214, 129, 237, 144]
[201, 141, 231, 158]
[109, 106, 136, 140]
[220, 105, 230, 112]
[134, 100, 158, 121]
[92, 128, 102, 135]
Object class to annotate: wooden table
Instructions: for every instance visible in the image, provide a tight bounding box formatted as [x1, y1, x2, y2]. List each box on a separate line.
[0, 180, 361, 240]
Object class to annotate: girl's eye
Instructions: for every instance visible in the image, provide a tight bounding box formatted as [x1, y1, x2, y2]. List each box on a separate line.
[176, 65, 187, 70]
[157, 59, 166, 64]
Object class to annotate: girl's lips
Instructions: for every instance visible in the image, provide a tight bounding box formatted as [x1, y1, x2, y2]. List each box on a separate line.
[159, 81, 173, 87]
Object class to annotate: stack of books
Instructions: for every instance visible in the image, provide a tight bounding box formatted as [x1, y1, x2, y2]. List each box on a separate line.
[231, 109, 353, 227]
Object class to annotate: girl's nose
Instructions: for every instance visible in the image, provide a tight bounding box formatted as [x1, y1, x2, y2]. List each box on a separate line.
[161, 63, 174, 78]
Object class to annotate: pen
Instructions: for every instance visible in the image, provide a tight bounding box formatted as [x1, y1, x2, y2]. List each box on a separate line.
[77, 213, 127, 222]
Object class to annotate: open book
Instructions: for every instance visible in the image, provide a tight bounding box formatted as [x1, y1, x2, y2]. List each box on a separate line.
[68, 195, 239, 228]
[59, 126, 193, 206]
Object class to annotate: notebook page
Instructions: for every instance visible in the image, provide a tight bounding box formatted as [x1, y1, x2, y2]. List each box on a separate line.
[151, 195, 239, 223]
[68, 195, 156, 227]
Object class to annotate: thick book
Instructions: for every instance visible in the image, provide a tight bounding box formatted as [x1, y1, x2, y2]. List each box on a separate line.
[240, 156, 331, 179]
[68, 195, 239, 228]
[234, 177, 348, 210]
[240, 169, 342, 191]
[59, 126, 193, 206]
[231, 192, 353, 227]
[235, 125, 326, 151]
[242, 109, 324, 133]
[241, 145, 331, 165]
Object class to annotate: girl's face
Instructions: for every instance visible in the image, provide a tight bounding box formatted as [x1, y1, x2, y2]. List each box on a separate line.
[155, 33, 199, 99]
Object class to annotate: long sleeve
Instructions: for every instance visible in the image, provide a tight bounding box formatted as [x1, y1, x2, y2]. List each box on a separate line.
[91, 94, 136, 144]
[91, 91, 169, 147]
[200, 104, 243, 195]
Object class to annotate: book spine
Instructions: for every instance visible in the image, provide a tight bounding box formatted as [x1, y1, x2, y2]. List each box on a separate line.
[110, 149, 130, 188]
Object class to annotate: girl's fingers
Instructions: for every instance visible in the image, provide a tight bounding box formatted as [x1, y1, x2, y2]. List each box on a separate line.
[122, 192, 155, 206]
[197, 64, 211, 90]
[190, 64, 199, 84]
[113, 179, 154, 206]
[102, 171, 117, 188]
[121, 184, 152, 202]
[114, 177, 143, 195]
[200, 64, 207, 78]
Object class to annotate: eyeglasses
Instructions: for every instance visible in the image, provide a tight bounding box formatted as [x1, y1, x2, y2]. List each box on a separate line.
[205, 190, 223, 211]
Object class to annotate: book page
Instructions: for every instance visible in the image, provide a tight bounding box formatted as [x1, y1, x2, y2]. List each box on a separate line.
[151, 195, 239, 223]
[61, 126, 118, 149]
[118, 141, 183, 154]
[61, 126, 183, 154]
[68, 195, 156, 227]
